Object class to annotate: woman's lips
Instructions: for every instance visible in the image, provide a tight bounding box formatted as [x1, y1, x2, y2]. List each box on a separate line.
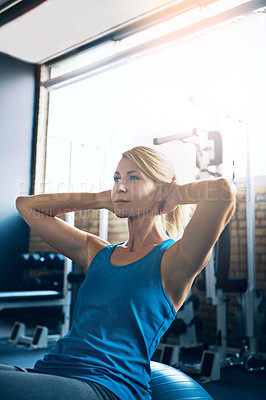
[115, 200, 130, 203]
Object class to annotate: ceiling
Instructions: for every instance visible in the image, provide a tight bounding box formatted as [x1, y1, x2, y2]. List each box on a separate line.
[0, 0, 191, 64]
[0, 0, 265, 65]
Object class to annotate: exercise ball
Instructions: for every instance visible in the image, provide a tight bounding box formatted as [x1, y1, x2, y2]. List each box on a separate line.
[150, 361, 213, 400]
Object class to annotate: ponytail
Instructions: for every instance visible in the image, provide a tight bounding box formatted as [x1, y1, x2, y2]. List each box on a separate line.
[162, 205, 191, 240]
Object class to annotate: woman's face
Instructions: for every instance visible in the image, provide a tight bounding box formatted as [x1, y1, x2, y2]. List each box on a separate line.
[111, 157, 160, 219]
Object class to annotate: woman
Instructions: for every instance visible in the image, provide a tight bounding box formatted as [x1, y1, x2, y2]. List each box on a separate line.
[1, 146, 235, 400]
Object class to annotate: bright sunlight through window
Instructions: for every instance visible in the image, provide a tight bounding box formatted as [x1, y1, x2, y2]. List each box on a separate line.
[41, 5, 266, 196]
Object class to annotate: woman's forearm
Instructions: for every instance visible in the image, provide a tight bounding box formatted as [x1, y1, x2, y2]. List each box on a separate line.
[174, 178, 235, 205]
[16, 190, 113, 217]
[162, 178, 235, 226]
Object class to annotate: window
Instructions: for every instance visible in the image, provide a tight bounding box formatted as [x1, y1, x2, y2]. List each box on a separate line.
[35, 2, 266, 198]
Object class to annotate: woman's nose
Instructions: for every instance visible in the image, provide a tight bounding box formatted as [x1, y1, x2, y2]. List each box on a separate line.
[117, 182, 128, 193]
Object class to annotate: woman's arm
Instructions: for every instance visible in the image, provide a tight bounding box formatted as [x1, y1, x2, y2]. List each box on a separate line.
[16, 191, 113, 269]
[177, 178, 235, 267]
[161, 178, 235, 308]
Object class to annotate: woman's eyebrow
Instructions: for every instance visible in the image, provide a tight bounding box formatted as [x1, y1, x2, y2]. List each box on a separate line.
[114, 170, 139, 175]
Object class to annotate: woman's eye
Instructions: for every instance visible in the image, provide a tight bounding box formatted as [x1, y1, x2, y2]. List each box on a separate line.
[130, 175, 140, 181]
[114, 177, 120, 182]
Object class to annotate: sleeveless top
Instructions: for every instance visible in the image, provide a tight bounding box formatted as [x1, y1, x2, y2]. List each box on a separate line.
[34, 238, 176, 400]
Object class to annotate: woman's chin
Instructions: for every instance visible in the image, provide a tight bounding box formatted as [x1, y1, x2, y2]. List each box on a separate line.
[113, 207, 141, 219]
[113, 208, 130, 218]
[113, 208, 153, 219]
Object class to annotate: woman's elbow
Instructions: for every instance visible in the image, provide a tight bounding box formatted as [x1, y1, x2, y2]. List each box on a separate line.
[217, 178, 236, 202]
[16, 196, 30, 214]
[16, 196, 23, 212]
[217, 178, 236, 220]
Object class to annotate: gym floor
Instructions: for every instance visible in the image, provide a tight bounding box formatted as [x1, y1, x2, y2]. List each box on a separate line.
[0, 320, 265, 400]
[200, 366, 266, 399]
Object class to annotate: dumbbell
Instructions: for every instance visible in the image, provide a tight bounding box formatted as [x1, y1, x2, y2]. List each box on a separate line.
[9, 322, 60, 349]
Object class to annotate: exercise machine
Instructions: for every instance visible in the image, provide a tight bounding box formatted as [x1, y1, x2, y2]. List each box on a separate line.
[154, 129, 228, 367]
[153, 126, 252, 369]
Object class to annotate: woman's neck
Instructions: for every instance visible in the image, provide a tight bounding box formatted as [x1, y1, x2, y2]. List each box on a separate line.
[125, 215, 169, 251]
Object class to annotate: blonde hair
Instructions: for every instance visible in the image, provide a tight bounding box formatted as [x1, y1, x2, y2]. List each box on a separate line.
[122, 146, 190, 240]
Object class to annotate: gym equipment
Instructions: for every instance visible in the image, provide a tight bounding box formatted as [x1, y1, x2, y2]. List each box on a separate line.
[175, 296, 198, 348]
[0, 251, 73, 337]
[153, 306, 203, 369]
[8, 321, 60, 349]
[68, 271, 86, 283]
[19, 252, 65, 291]
[0, 211, 75, 338]
[150, 361, 213, 400]
[153, 126, 253, 367]
[198, 351, 220, 382]
[196, 222, 248, 364]
[181, 350, 221, 383]
[152, 342, 180, 367]
[227, 339, 265, 373]
[244, 355, 265, 373]
[154, 129, 227, 366]
[227, 339, 249, 367]
[155, 299, 201, 370]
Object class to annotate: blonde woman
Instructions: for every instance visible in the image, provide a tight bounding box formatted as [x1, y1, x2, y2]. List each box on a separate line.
[1, 146, 235, 400]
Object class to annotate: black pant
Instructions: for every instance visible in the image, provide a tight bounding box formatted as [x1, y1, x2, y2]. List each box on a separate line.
[0, 364, 119, 400]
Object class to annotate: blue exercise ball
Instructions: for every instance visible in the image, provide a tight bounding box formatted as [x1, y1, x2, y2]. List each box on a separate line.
[150, 361, 213, 400]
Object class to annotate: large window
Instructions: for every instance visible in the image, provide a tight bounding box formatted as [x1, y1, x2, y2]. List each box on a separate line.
[37, 5, 266, 199]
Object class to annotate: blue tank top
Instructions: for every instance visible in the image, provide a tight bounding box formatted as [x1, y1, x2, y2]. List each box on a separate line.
[34, 239, 176, 400]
